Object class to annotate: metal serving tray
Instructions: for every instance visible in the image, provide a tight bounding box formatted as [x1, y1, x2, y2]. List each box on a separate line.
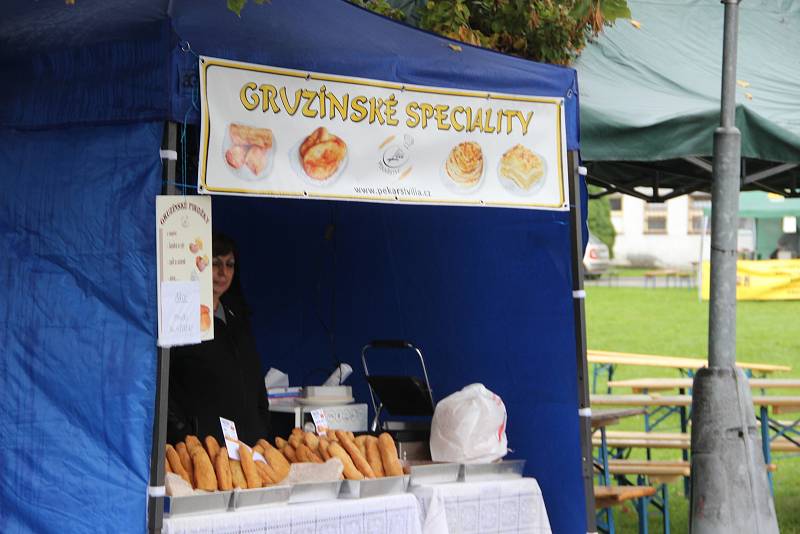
[459, 459, 526, 482]
[164, 491, 233, 516]
[338, 475, 409, 499]
[407, 462, 461, 486]
[232, 485, 292, 509]
[288, 480, 343, 504]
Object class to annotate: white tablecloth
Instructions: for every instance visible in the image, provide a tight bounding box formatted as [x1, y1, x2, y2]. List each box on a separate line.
[162, 493, 422, 534]
[409, 478, 551, 534]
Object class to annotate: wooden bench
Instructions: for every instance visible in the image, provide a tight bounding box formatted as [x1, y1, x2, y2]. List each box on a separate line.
[600, 458, 777, 484]
[594, 430, 800, 453]
[594, 485, 656, 509]
[644, 269, 677, 288]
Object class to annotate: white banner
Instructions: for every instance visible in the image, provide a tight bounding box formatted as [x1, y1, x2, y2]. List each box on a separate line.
[198, 56, 568, 210]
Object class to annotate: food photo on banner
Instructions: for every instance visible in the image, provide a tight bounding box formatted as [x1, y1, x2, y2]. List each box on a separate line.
[0, 1, 591, 533]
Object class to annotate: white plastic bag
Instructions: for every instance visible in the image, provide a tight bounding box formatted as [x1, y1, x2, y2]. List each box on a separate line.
[429, 383, 508, 463]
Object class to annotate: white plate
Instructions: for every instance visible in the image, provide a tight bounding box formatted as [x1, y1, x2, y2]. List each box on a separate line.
[439, 143, 485, 195]
[289, 135, 349, 188]
[296, 396, 354, 406]
[222, 123, 275, 182]
[497, 149, 547, 197]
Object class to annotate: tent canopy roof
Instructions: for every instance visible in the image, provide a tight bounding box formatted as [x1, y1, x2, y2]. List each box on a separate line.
[703, 191, 800, 218]
[0, 0, 579, 151]
[575, 0, 800, 201]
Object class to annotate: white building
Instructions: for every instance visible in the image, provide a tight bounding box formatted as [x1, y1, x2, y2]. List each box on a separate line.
[608, 192, 755, 269]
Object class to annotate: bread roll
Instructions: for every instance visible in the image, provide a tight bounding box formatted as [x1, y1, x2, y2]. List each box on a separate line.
[337, 431, 375, 478]
[190, 446, 218, 491]
[260, 441, 291, 481]
[282, 443, 298, 463]
[304, 432, 320, 452]
[328, 442, 364, 480]
[204, 436, 221, 460]
[275, 437, 288, 450]
[255, 459, 280, 485]
[355, 435, 368, 458]
[238, 443, 261, 489]
[365, 436, 385, 477]
[229, 460, 248, 489]
[296, 443, 323, 463]
[378, 433, 403, 476]
[288, 432, 303, 449]
[318, 437, 331, 461]
[185, 435, 203, 453]
[175, 442, 195, 487]
[165, 445, 190, 485]
[214, 449, 233, 491]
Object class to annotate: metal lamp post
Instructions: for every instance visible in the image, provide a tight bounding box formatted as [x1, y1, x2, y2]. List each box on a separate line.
[689, 1, 779, 532]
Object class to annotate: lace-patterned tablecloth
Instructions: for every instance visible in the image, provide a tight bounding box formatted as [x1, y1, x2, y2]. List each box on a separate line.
[410, 478, 551, 534]
[162, 492, 423, 534]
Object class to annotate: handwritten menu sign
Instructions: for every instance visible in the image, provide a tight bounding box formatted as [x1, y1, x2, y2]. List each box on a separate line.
[156, 195, 213, 346]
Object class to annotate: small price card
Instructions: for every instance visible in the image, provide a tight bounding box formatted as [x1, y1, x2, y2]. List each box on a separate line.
[309, 409, 330, 436]
[219, 416, 265, 461]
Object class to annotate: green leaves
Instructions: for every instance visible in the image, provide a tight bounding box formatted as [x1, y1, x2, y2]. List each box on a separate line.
[351, 0, 631, 65]
[227, 0, 270, 18]
[227, 0, 247, 17]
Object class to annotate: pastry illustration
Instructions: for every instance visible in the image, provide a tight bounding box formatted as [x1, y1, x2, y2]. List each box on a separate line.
[188, 238, 203, 254]
[196, 255, 208, 272]
[445, 141, 483, 186]
[224, 123, 273, 177]
[499, 144, 544, 190]
[299, 127, 347, 181]
[200, 305, 211, 332]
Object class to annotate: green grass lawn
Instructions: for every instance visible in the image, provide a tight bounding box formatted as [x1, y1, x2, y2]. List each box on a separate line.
[586, 286, 800, 533]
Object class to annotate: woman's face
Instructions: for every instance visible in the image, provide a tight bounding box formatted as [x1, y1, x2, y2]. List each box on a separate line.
[212, 252, 235, 300]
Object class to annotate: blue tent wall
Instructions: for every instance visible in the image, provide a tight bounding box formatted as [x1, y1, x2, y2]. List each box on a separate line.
[1, 1, 587, 532]
[0, 123, 163, 533]
[212, 196, 584, 534]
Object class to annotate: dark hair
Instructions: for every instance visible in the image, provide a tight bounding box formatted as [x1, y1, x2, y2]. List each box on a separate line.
[212, 232, 243, 299]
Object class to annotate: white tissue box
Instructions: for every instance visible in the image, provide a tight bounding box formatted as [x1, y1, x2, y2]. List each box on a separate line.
[267, 386, 303, 406]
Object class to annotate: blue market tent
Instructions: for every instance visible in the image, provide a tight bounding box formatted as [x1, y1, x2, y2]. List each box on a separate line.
[0, 1, 587, 533]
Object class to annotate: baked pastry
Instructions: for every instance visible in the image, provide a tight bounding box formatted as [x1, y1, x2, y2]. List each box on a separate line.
[225, 123, 273, 175]
[378, 433, 403, 476]
[499, 144, 544, 190]
[229, 124, 273, 149]
[225, 145, 246, 169]
[446, 142, 483, 186]
[244, 146, 268, 175]
[190, 446, 218, 491]
[238, 443, 261, 489]
[365, 436, 385, 477]
[214, 449, 233, 491]
[299, 127, 347, 181]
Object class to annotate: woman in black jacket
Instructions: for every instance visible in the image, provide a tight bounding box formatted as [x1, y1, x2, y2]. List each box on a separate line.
[167, 233, 271, 445]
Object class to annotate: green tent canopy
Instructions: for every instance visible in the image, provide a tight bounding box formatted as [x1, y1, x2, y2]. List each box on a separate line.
[576, 0, 800, 201]
[703, 192, 800, 218]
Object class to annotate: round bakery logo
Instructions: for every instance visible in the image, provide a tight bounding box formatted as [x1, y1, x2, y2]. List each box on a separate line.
[382, 145, 409, 169]
[378, 134, 414, 176]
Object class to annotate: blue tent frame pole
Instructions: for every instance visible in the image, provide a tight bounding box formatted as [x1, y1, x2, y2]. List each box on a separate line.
[148, 121, 178, 534]
[568, 151, 597, 531]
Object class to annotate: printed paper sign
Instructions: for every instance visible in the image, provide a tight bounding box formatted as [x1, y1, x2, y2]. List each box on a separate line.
[198, 56, 568, 210]
[309, 409, 329, 436]
[219, 416, 265, 462]
[156, 195, 214, 346]
[220, 417, 241, 460]
[159, 281, 201, 347]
